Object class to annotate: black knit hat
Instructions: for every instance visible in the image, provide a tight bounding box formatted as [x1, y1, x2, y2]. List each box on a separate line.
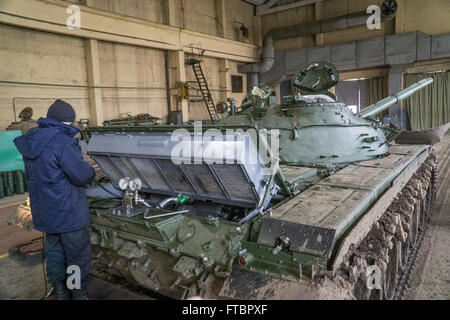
[47, 99, 76, 122]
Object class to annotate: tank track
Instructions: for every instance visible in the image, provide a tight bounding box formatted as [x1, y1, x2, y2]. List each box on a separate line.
[332, 153, 438, 300]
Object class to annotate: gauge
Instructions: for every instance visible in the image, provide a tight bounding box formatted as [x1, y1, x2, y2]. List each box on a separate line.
[133, 178, 143, 191]
[129, 178, 142, 191]
[118, 177, 129, 190]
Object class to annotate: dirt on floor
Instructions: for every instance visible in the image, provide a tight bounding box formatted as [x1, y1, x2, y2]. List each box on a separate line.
[0, 199, 46, 300]
[0, 201, 151, 300]
[0, 255, 46, 300]
[0, 255, 152, 300]
[0, 204, 42, 254]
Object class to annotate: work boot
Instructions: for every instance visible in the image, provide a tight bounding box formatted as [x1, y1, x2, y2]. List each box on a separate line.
[53, 281, 71, 300]
[71, 286, 89, 300]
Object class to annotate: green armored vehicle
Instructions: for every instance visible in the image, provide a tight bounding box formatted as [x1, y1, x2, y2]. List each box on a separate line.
[85, 62, 437, 300]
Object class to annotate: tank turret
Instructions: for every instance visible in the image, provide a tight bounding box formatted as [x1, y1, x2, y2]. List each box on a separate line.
[217, 61, 433, 166]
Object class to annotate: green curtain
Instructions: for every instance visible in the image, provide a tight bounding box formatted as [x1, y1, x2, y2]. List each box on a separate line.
[368, 76, 389, 118]
[404, 72, 450, 130]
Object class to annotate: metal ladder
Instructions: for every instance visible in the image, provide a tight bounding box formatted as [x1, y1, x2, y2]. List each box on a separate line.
[186, 59, 218, 122]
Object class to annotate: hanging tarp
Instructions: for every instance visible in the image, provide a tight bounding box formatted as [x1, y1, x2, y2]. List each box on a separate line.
[0, 130, 24, 172]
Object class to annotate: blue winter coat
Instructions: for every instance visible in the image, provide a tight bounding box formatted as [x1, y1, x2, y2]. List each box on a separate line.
[14, 118, 95, 233]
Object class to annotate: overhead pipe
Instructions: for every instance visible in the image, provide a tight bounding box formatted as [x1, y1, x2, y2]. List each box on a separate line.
[243, 0, 268, 5]
[239, 0, 397, 86]
[270, 5, 397, 42]
[238, 33, 275, 87]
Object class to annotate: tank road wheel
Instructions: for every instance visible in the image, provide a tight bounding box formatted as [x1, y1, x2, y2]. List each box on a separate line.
[409, 204, 419, 247]
[368, 282, 383, 300]
[353, 273, 372, 300]
[419, 199, 427, 231]
[397, 207, 412, 273]
[398, 205, 415, 272]
[398, 240, 410, 272]
[430, 167, 438, 205]
[423, 161, 437, 220]
[383, 239, 399, 300]
[424, 183, 433, 218]
[335, 155, 438, 301]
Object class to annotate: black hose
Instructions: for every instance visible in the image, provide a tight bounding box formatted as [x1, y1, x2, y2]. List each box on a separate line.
[141, 200, 159, 207]
[39, 233, 53, 300]
[90, 198, 121, 205]
[90, 205, 121, 209]
[91, 180, 159, 209]
[89, 198, 122, 209]
[93, 179, 123, 199]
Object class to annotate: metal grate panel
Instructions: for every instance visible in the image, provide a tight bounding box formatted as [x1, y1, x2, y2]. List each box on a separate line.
[87, 131, 274, 208]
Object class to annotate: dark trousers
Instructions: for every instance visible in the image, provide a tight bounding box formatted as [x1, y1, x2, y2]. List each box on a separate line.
[44, 227, 91, 286]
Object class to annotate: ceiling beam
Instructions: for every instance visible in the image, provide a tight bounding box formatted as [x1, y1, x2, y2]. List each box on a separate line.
[0, 0, 258, 63]
[256, 0, 325, 16]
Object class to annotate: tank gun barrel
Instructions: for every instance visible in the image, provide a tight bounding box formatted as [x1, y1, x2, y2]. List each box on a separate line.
[358, 77, 433, 118]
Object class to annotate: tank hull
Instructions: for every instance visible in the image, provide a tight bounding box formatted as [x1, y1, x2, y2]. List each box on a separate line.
[84, 64, 436, 299]
[88, 143, 437, 300]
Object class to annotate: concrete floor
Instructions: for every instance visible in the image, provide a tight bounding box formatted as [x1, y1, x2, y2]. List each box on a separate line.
[0, 133, 449, 300]
[0, 199, 151, 300]
[0, 202, 45, 300]
[0, 253, 151, 300]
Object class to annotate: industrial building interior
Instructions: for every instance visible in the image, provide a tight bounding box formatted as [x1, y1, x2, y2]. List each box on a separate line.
[0, 0, 449, 302]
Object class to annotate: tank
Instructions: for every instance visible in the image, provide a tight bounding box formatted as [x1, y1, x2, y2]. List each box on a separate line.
[84, 62, 437, 300]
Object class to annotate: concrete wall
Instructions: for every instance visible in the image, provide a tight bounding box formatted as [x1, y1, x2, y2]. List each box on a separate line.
[0, 24, 168, 129]
[228, 61, 248, 108]
[319, 0, 395, 48]
[0, 0, 253, 129]
[260, 1, 315, 40]
[183, 0, 218, 37]
[2, 0, 447, 129]
[261, 0, 395, 52]
[225, 0, 256, 43]
[84, 0, 256, 43]
[400, 0, 450, 35]
[260, 0, 450, 52]
[97, 41, 168, 121]
[87, 0, 165, 24]
[0, 24, 90, 130]
[185, 56, 248, 121]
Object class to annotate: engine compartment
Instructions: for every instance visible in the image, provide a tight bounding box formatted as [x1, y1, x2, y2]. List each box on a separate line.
[86, 128, 283, 223]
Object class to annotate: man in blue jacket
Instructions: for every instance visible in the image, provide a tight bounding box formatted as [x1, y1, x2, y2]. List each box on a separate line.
[14, 99, 95, 300]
